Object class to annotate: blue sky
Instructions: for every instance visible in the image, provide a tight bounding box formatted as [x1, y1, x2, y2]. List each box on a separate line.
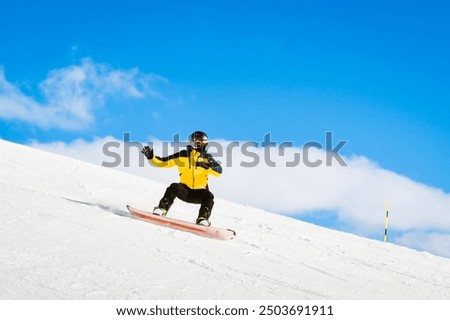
[1, 1, 450, 256]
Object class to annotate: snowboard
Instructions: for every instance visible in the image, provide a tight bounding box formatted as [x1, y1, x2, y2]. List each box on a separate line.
[126, 205, 236, 241]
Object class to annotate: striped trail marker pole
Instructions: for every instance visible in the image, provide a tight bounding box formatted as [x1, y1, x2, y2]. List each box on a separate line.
[384, 200, 390, 242]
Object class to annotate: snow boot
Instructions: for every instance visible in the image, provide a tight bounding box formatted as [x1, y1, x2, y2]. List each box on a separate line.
[152, 207, 168, 216]
[196, 207, 211, 226]
[153, 198, 171, 216]
[196, 218, 211, 227]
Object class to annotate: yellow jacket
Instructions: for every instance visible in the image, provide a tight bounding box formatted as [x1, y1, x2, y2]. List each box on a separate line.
[149, 146, 222, 189]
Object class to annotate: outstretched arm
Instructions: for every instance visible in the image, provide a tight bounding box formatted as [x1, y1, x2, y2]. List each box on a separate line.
[141, 146, 182, 168]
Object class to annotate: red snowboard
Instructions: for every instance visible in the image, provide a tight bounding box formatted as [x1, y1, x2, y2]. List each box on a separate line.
[127, 205, 236, 241]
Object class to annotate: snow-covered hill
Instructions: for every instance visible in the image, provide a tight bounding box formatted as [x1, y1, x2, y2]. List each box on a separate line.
[1, 138, 450, 299]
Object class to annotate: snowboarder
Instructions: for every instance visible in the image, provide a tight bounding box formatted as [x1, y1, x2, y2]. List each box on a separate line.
[141, 131, 222, 226]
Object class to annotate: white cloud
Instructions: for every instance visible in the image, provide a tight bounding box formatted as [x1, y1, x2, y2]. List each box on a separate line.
[396, 232, 450, 258]
[30, 137, 450, 258]
[0, 59, 167, 130]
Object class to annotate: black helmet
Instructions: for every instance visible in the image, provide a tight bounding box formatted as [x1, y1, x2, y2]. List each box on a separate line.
[189, 131, 208, 149]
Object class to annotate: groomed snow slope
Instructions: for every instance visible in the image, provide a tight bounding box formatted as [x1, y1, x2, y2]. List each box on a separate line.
[1, 139, 450, 299]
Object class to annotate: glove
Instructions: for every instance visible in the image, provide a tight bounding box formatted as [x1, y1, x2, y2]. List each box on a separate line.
[141, 146, 154, 160]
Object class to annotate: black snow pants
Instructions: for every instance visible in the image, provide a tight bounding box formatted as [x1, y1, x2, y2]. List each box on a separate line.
[158, 183, 214, 220]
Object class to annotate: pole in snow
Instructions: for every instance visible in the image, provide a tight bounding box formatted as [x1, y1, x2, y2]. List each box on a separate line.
[384, 200, 390, 242]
